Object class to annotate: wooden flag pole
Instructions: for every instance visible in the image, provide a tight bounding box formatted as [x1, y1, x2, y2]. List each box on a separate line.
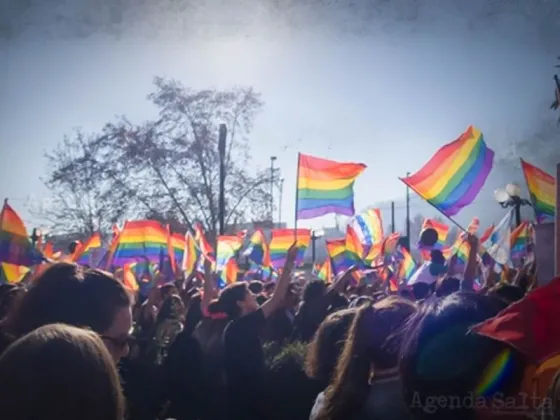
[398, 177, 468, 233]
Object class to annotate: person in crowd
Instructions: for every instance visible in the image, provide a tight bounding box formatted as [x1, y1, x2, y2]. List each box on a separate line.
[0, 323, 125, 420]
[264, 283, 300, 344]
[312, 296, 417, 420]
[400, 292, 526, 420]
[222, 243, 299, 420]
[435, 276, 461, 297]
[1, 263, 132, 361]
[305, 308, 358, 391]
[149, 294, 185, 365]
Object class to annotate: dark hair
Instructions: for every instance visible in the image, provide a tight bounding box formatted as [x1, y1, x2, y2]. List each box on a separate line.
[156, 294, 184, 324]
[430, 249, 445, 264]
[305, 308, 357, 387]
[400, 292, 525, 420]
[256, 294, 267, 306]
[248, 280, 264, 295]
[0, 285, 26, 320]
[489, 284, 525, 304]
[316, 296, 417, 420]
[436, 277, 461, 297]
[5, 263, 131, 338]
[412, 282, 432, 300]
[303, 280, 327, 303]
[217, 282, 249, 319]
[0, 323, 125, 420]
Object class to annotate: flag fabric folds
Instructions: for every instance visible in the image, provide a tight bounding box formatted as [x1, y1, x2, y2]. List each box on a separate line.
[0, 202, 43, 267]
[269, 229, 310, 270]
[111, 220, 169, 267]
[296, 153, 366, 219]
[74, 232, 102, 266]
[401, 126, 494, 217]
[520, 159, 556, 224]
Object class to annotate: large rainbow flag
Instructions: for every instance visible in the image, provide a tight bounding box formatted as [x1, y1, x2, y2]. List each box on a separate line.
[520, 159, 556, 224]
[0, 201, 43, 267]
[401, 126, 494, 217]
[269, 229, 310, 270]
[111, 220, 169, 266]
[296, 153, 366, 219]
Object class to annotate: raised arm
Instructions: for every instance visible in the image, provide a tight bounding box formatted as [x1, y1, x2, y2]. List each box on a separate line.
[261, 242, 298, 319]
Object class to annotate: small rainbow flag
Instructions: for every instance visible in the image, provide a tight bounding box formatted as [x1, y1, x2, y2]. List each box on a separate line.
[111, 220, 169, 267]
[243, 229, 270, 267]
[396, 246, 416, 281]
[0, 201, 44, 267]
[166, 230, 186, 274]
[220, 258, 239, 286]
[520, 159, 556, 224]
[182, 232, 200, 275]
[1, 262, 30, 284]
[382, 232, 401, 259]
[348, 208, 384, 255]
[216, 234, 245, 272]
[122, 262, 140, 292]
[315, 259, 332, 282]
[269, 229, 310, 270]
[345, 225, 365, 261]
[510, 222, 531, 260]
[448, 217, 480, 265]
[195, 223, 215, 263]
[296, 153, 366, 219]
[325, 238, 360, 276]
[74, 232, 102, 266]
[401, 126, 494, 217]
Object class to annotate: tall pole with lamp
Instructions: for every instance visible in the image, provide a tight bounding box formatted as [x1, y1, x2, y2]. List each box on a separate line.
[494, 183, 532, 227]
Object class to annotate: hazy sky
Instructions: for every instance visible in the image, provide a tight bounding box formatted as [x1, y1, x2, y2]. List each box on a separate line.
[0, 1, 557, 233]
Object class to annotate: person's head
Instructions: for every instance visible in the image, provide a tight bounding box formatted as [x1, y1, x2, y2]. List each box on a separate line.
[412, 282, 432, 301]
[316, 296, 417, 420]
[436, 277, 461, 297]
[160, 284, 177, 301]
[400, 292, 526, 420]
[5, 263, 132, 361]
[303, 280, 327, 303]
[489, 284, 525, 304]
[0, 324, 125, 420]
[248, 280, 264, 295]
[218, 282, 258, 320]
[0, 285, 26, 320]
[305, 308, 358, 387]
[156, 294, 185, 324]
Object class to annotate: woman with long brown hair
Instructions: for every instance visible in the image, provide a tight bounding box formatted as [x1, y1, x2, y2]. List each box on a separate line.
[0, 323, 125, 420]
[312, 296, 417, 420]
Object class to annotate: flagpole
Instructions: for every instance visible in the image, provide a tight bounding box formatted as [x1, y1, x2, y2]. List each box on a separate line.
[399, 177, 467, 232]
[294, 153, 301, 242]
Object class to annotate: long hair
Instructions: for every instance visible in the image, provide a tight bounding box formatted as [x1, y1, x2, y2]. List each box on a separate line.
[305, 308, 357, 388]
[0, 323, 125, 420]
[315, 296, 417, 420]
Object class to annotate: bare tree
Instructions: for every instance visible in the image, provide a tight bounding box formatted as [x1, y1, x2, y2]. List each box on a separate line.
[41, 79, 272, 239]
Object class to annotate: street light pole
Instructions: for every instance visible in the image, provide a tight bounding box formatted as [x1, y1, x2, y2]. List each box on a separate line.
[494, 183, 532, 227]
[278, 178, 284, 225]
[270, 156, 277, 225]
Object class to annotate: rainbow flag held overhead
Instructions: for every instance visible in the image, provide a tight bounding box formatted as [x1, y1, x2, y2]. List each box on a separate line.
[122, 262, 140, 292]
[219, 258, 239, 286]
[396, 246, 416, 282]
[345, 225, 365, 261]
[347, 208, 384, 256]
[269, 229, 310, 270]
[74, 232, 102, 266]
[111, 220, 169, 267]
[167, 231, 186, 274]
[296, 153, 366, 220]
[510, 221, 531, 261]
[182, 232, 200, 275]
[325, 238, 361, 277]
[447, 217, 480, 265]
[315, 259, 332, 282]
[520, 159, 556, 224]
[401, 126, 494, 217]
[195, 223, 215, 263]
[0, 201, 44, 267]
[243, 230, 270, 267]
[216, 234, 245, 272]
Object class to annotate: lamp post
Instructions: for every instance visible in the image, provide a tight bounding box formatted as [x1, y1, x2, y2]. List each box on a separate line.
[270, 156, 277, 225]
[494, 183, 532, 227]
[310, 229, 325, 265]
[278, 178, 284, 225]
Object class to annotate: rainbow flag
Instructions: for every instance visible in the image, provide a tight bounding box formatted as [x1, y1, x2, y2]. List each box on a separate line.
[243, 229, 270, 266]
[216, 234, 245, 272]
[74, 233, 102, 266]
[325, 238, 359, 276]
[166, 230, 186, 274]
[382, 232, 401, 259]
[195, 223, 215, 262]
[401, 126, 494, 217]
[269, 229, 310, 270]
[296, 153, 366, 219]
[220, 258, 239, 286]
[0, 201, 43, 267]
[122, 262, 140, 292]
[345, 225, 364, 261]
[510, 221, 531, 260]
[348, 208, 384, 255]
[520, 159, 556, 224]
[315, 259, 332, 282]
[111, 220, 169, 267]
[182, 232, 200, 274]
[0, 262, 30, 284]
[396, 246, 416, 281]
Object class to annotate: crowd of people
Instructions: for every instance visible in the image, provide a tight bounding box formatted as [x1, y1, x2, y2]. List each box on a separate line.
[0, 235, 559, 420]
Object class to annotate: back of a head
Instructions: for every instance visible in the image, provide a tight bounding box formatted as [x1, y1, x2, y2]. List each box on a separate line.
[316, 297, 417, 420]
[412, 282, 431, 301]
[303, 280, 327, 303]
[0, 324, 125, 420]
[489, 284, 525, 304]
[305, 308, 358, 386]
[248, 280, 264, 295]
[400, 292, 525, 420]
[6, 263, 131, 338]
[436, 277, 461, 297]
[217, 282, 248, 320]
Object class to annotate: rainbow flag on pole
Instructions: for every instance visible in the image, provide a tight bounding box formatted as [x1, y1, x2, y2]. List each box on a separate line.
[401, 126, 494, 217]
[0, 201, 43, 267]
[520, 159, 556, 224]
[269, 229, 310, 270]
[296, 153, 366, 219]
[74, 232, 102, 266]
[112, 220, 169, 266]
